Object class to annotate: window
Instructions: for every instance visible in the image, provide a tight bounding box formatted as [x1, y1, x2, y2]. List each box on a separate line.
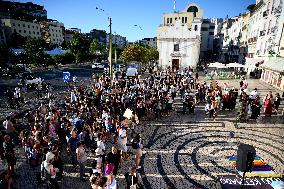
[18, 24, 20, 27]
[184, 17, 187, 23]
[209, 32, 214, 35]
[33, 31, 35, 34]
[174, 44, 179, 51]
[201, 27, 208, 31]
[14, 29, 16, 33]
[37, 32, 39, 35]
[19, 30, 21, 33]
[12, 23, 15, 26]
[24, 30, 26, 33]
[182, 17, 184, 23]
[28, 25, 30, 28]
[23, 24, 25, 27]
[209, 25, 215, 29]
[170, 18, 173, 23]
[194, 25, 198, 31]
[175, 17, 177, 20]
[32, 26, 34, 28]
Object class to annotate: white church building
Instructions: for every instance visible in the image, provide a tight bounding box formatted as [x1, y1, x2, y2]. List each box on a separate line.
[157, 3, 203, 70]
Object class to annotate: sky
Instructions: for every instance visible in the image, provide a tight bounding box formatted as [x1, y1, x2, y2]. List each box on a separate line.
[17, 0, 255, 42]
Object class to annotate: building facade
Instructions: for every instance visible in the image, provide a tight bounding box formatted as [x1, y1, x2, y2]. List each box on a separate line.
[161, 3, 203, 28]
[139, 37, 157, 49]
[0, 18, 41, 44]
[0, 0, 47, 21]
[157, 3, 204, 70]
[200, 19, 215, 60]
[106, 33, 127, 49]
[44, 20, 64, 45]
[85, 29, 107, 46]
[65, 28, 81, 42]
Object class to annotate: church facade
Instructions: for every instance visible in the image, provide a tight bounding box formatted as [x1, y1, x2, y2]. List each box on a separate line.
[157, 3, 203, 70]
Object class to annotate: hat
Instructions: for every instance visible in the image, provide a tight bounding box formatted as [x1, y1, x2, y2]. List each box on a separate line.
[46, 152, 55, 162]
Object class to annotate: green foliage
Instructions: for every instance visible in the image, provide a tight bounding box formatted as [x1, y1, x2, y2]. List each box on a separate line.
[120, 44, 159, 65]
[9, 33, 26, 48]
[23, 37, 44, 65]
[0, 44, 11, 67]
[144, 47, 159, 63]
[89, 39, 99, 55]
[69, 33, 90, 63]
[53, 52, 75, 65]
[120, 44, 146, 63]
[246, 4, 256, 12]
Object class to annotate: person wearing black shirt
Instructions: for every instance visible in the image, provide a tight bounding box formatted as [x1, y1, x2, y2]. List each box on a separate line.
[106, 146, 121, 176]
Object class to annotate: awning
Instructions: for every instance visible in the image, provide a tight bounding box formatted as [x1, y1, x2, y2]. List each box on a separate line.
[208, 62, 227, 68]
[227, 62, 245, 68]
[260, 57, 284, 73]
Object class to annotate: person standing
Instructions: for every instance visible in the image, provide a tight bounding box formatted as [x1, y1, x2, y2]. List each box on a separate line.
[131, 134, 143, 169]
[3, 116, 17, 145]
[76, 141, 88, 182]
[106, 146, 121, 177]
[43, 152, 59, 189]
[3, 135, 16, 176]
[118, 126, 129, 161]
[274, 93, 281, 113]
[264, 94, 273, 117]
[67, 130, 79, 167]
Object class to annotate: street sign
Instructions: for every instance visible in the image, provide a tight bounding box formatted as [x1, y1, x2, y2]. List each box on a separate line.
[63, 72, 70, 82]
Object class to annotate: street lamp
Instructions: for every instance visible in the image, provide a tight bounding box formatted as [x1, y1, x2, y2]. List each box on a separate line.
[96, 6, 113, 85]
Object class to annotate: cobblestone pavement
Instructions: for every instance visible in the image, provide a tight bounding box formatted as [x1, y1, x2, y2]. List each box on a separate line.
[138, 79, 284, 189]
[1, 78, 284, 189]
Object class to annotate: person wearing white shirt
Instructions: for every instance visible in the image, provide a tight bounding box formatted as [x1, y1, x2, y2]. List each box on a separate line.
[249, 88, 258, 101]
[118, 126, 129, 160]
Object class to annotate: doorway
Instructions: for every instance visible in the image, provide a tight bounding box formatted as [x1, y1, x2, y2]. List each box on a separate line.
[172, 59, 179, 71]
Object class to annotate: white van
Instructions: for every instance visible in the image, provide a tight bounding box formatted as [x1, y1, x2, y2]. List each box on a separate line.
[126, 68, 138, 77]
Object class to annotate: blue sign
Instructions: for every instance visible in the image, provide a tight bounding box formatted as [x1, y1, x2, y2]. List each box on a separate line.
[63, 72, 70, 82]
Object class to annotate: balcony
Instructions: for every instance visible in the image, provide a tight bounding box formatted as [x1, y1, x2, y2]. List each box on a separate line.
[260, 30, 266, 36]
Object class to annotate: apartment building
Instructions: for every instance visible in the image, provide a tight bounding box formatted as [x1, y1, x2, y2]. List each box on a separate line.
[139, 37, 157, 49]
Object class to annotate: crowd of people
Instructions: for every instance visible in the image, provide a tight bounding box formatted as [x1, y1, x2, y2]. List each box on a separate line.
[0, 66, 283, 189]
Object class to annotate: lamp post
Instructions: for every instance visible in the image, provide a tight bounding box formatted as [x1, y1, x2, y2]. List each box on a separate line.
[96, 6, 113, 85]
[108, 17, 113, 85]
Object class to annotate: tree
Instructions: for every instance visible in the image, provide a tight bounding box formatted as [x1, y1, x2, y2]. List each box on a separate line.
[9, 32, 26, 48]
[89, 39, 99, 55]
[144, 47, 159, 64]
[68, 33, 91, 63]
[246, 4, 256, 12]
[23, 37, 44, 65]
[120, 44, 146, 63]
[0, 44, 11, 67]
